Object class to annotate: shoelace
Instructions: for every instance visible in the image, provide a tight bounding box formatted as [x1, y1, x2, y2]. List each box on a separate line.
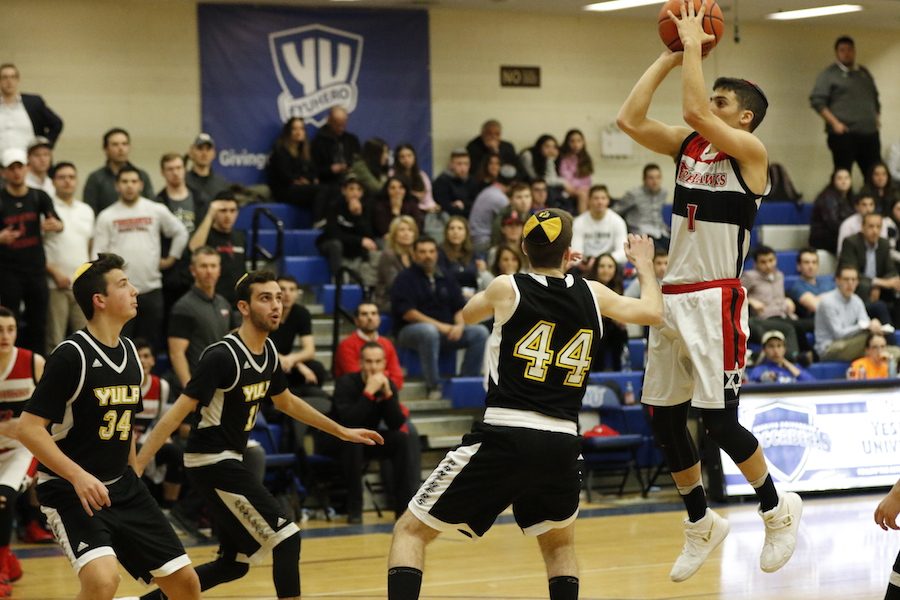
[765, 514, 793, 531]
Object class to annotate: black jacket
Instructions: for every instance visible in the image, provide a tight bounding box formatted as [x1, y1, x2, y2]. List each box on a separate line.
[22, 94, 63, 146]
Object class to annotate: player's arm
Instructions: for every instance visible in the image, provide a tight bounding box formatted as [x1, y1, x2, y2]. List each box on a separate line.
[616, 51, 693, 158]
[875, 478, 900, 530]
[135, 394, 199, 475]
[675, 3, 767, 172]
[462, 274, 516, 325]
[588, 234, 663, 326]
[270, 389, 383, 446]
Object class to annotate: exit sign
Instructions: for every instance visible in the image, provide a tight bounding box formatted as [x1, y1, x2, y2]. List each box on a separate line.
[500, 66, 541, 88]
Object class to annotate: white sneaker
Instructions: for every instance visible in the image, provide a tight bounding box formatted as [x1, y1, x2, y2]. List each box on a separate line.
[759, 492, 802, 573]
[669, 508, 730, 582]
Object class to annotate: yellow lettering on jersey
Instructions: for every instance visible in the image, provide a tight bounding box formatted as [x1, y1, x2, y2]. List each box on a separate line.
[242, 381, 270, 402]
[94, 385, 141, 406]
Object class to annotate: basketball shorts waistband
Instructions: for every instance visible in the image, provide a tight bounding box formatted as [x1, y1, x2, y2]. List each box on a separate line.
[662, 278, 742, 294]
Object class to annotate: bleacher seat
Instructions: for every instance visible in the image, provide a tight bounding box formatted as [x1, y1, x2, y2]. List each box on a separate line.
[746, 250, 799, 275]
[256, 229, 319, 257]
[627, 339, 646, 370]
[756, 202, 812, 226]
[281, 256, 331, 285]
[236, 202, 311, 230]
[445, 376, 485, 409]
[758, 225, 809, 251]
[808, 361, 850, 380]
[589, 372, 643, 398]
[397, 347, 459, 380]
[317, 284, 363, 315]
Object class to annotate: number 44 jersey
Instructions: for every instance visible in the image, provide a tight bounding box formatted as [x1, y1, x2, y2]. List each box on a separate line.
[485, 273, 602, 425]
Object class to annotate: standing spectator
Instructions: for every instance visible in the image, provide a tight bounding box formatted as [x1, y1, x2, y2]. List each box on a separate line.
[0, 148, 63, 353]
[374, 216, 419, 311]
[432, 148, 479, 219]
[787, 247, 835, 320]
[860, 162, 900, 217]
[349, 138, 389, 198]
[157, 153, 207, 316]
[837, 195, 892, 255]
[468, 166, 517, 252]
[587, 253, 629, 371]
[746, 331, 815, 384]
[43, 162, 94, 352]
[572, 184, 628, 272]
[438, 216, 485, 297]
[24, 137, 54, 196]
[311, 107, 361, 186]
[334, 302, 404, 389]
[391, 237, 489, 399]
[849, 332, 895, 379]
[269, 274, 328, 398]
[92, 166, 188, 346]
[316, 177, 379, 286]
[465, 119, 522, 180]
[185, 133, 230, 204]
[373, 177, 423, 238]
[189, 191, 246, 304]
[809, 168, 855, 254]
[265, 117, 320, 211]
[557, 129, 594, 214]
[519, 134, 567, 201]
[319, 343, 414, 523]
[83, 127, 154, 215]
[0, 63, 63, 154]
[616, 163, 671, 250]
[810, 36, 881, 178]
[815, 266, 890, 361]
[838, 212, 900, 315]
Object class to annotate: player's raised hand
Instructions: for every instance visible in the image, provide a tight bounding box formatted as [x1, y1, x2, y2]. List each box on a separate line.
[624, 234, 655, 266]
[669, 0, 716, 49]
[340, 427, 385, 446]
[565, 250, 584, 272]
[875, 485, 900, 531]
[71, 468, 111, 516]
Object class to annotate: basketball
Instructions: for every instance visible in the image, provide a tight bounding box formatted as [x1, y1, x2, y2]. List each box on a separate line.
[658, 0, 725, 55]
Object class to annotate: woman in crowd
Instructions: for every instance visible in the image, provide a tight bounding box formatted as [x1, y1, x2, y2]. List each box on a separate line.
[438, 215, 485, 298]
[474, 152, 501, 194]
[477, 243, 523, 291]
[588, 253, 629, 371]
[349, 137, 390, 197]
[265, 117, 319, 208]
[557, 128, 594, 214]
[392, 143, 445, 240]
[809, 168, 855, 255]
[373, 176, 423, 238]
[861, 162, 900, 217]
[519, 134, 568, 203]
[373, 215, 419, 311]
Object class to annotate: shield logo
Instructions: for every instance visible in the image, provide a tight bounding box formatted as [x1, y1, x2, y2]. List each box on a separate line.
[749, 401, 816, 482]
[269, 24, 364, 126]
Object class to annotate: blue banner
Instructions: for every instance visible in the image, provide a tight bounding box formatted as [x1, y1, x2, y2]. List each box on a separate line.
[198, 4, 432, 184]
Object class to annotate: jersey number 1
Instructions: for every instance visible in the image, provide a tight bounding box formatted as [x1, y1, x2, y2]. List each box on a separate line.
[687, 203, 698, 232]
[513, 321, 594, 387]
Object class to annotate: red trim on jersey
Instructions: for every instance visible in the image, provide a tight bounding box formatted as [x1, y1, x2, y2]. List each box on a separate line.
[143, 374, 161, 401]
[7, 348, 34, 381]
[720, 287, 747, 370]
[662, 279, 741, 295]
[734, 288, 747, 369]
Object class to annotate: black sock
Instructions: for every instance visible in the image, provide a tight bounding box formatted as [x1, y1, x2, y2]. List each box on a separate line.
[388, 566, 422, 600]
[753, 474, 779, 513]
[549, 575, 579, 600]
[139, 590, 166, 600]
[680, 485, 708, 523]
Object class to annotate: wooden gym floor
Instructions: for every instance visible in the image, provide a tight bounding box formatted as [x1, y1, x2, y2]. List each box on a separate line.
[9, 491, 896, 599]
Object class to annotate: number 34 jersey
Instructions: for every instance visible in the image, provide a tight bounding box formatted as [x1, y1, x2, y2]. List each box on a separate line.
[25, 330, 144, 482]
[183, 333, 287, 465]
[485, 273, 602, 425]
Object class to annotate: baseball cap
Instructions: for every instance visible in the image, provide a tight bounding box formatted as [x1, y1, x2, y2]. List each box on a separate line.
[192, 133, 215, 147]
[27, 136, 52, 154]
[761, 330, 786, 345]
[501, 211, 525, 227]
[1, 148, 27, 168]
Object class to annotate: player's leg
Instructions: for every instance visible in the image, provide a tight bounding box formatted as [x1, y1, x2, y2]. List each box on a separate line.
[152, 565, 200, 600]
[77, 555, 121, 600]
[387, 511, 440, 600]
[885, 547, 900, 600]
[537, 523, 578, 600]
[271, 531, 301, 600]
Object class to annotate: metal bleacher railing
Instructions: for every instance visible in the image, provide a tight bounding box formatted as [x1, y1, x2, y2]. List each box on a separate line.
[249, 205, 285, 270]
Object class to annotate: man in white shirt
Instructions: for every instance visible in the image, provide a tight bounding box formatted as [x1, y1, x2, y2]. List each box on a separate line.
[0, 63, 63, 155]
[43, 162, 95, 352]
[572, 184, 628, 273]
[24, 137, 55, 196]
[93, 166, 188, 347]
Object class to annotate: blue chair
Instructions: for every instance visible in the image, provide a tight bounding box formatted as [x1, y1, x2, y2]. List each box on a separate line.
[582, 403, 645, 499]
[250, 413, 305, 517]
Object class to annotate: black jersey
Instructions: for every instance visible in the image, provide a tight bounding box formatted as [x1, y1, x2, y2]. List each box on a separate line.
[25, 330, 143, 482]
[183, 333, 287, 462]
[485, 273, 602, 424]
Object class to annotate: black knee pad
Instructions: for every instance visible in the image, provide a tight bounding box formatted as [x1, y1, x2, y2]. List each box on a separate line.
[273, 532, 301, 598]
[648, 404, 699, 472]
[701, 407, 759, 464]
[196, 555, 249, 591]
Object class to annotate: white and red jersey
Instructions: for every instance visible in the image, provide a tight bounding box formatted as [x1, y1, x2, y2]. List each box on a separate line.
[0, 347, 37, 448]
[135, 373, 169, 433]
[664, 133, 770, 285]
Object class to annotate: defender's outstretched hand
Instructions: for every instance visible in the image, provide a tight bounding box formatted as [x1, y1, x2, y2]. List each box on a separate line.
[341, 428, 385, 446]
[875, 486, 900, 531]
[668, 0, 716, 49]
[624, 234, 655, 267]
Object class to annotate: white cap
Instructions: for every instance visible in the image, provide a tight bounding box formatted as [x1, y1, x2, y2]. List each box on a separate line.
[1, 148, 27, 168]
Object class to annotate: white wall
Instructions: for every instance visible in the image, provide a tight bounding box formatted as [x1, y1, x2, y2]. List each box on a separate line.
[4, 1, 898, 199]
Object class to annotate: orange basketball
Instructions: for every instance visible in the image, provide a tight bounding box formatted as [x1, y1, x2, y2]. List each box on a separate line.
[658, 0, 725, 55]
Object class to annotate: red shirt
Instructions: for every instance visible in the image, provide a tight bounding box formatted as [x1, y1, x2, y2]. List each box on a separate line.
[334, 331, 404, 391]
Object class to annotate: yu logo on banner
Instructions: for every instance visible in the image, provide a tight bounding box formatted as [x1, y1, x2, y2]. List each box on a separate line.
[269, 24, 364, 126]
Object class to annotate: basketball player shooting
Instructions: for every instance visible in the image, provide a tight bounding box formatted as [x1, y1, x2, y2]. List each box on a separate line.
[615, 0, 802, 583]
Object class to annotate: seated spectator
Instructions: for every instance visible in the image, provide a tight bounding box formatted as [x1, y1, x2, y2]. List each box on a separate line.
[391, 237, 489, 398]
[316, 176, 379, 286]
[438, 216, 485, 298]
[0, 63, 63, 154]
[557, 129, 594, 214]
[83, 127, 154, 215]
[317, 342, 414, 523]
[265, 117, 320, 213]
[25, 136, 54, 196]
[788, 247, 835, 320]
[624, 247, 668, 298]
[616, 163, 670, 250]
[391, 144, 440, 231]
[185, 133, 231, 204]
[837, 194, 893, 255]
[334, 302, 404, 388]
[815, 266, 893, 361]
[491, 181, 533, 246]
[269, 274, 328, 398]
[746, 331, 815, 383]
[849, 332, 897, 379]
[809, 168, 855, 254]
[311, 106, 361, 186]
[374, 216, 419, 311]
[587, 253, 629, 371]
[479, 243, 524, 291]
[530, 178, 550, 212]
[373, 177, 423, 238]
[474, 152, 500, 195]
[469, 165, 517, 252]
[188, 191, 246, 304]
[466, 119, 522, 181]
[888, 198, 900, 262]
[486, 212, 528, 270]
[839, 212, 900, 318]
[572, 184, 628, 275]
[860, 162, 900, 217]
[519, 134, 567, 200]
[742, 246, 812, 363]
[432, 148, 479, 219]
[348, 137, 389, 198]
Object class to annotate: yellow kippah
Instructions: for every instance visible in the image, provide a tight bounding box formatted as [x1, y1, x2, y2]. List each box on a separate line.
[523, 210, 563, 245]
[72, 261, 94, 284]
